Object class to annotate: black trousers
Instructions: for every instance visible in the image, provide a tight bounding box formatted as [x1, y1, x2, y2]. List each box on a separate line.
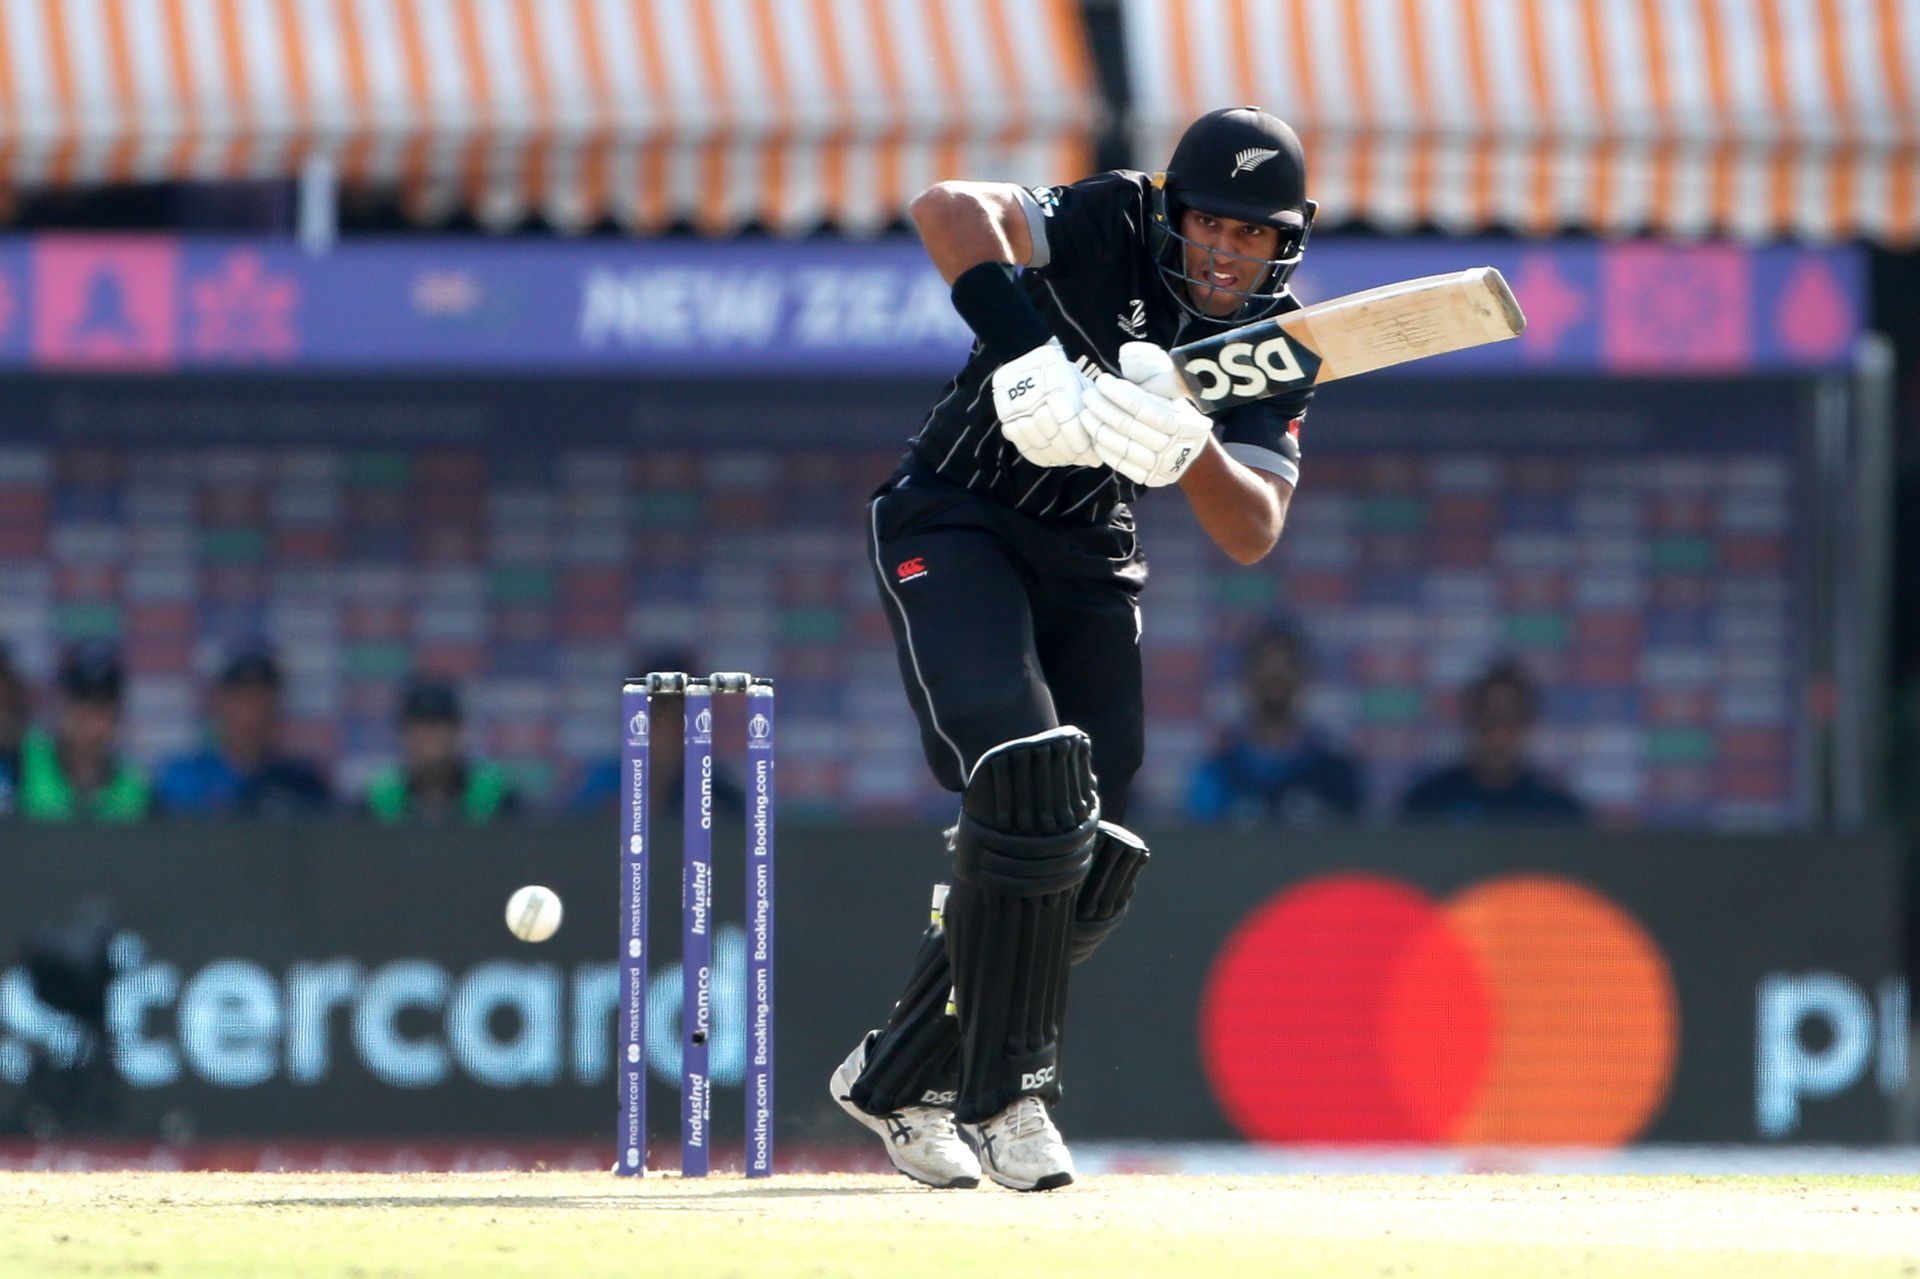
[867, 470, 1147, 819]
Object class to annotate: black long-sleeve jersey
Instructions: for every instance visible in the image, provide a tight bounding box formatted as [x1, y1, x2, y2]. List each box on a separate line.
[902, 169, 1311, 527]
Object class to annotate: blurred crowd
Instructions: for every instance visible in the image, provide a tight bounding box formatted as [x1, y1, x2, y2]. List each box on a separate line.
[1187, 622, 1586, 828]
[0, 629, 1584, 828]
[0, 642, 530, 824]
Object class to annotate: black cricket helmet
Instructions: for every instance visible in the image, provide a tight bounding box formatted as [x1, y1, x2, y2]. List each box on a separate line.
[1150, 106, 1316, 323]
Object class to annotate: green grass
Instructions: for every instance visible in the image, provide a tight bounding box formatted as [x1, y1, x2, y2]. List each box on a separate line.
[2, 1172, 1917, 1278]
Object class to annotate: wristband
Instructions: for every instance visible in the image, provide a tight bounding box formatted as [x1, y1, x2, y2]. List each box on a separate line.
[949, 262, 1052, 365]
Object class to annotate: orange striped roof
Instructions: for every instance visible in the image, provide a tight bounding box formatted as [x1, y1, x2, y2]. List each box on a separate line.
[1126, 0, 1920, 245]
[0, 0, 1100, 234]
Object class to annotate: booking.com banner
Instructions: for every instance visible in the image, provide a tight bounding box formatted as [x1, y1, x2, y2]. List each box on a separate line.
[0, 824, 1900, 1148]
[0, 235, 1864, 376]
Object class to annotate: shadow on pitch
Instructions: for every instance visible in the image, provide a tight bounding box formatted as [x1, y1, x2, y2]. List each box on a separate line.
[243, 1185, 919, 1210]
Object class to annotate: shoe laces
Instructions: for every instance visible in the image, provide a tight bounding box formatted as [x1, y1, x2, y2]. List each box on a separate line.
[897, 1105, 961, 1144]
[1000, 1097, 1051, 1141]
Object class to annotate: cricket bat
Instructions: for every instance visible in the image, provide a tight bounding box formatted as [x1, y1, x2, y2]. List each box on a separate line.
[1169, 267, 1526, 410]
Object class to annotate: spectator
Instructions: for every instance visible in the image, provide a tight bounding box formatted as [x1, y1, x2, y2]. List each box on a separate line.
[569, 651, 745, 817]
[365, 678, 518, 823]
[1399, 658, 1586, 824]
[156, 650, 332, 817]
[16, 646, 151, 823]
[0, 646, 28, 816]
[1188, 623, 1364, 823]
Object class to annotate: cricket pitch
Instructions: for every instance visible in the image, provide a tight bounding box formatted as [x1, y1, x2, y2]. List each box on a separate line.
[3, 1170, 1917, 1277]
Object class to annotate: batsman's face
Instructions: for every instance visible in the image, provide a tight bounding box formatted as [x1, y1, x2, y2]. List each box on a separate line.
[1179, 208, 1278, 318]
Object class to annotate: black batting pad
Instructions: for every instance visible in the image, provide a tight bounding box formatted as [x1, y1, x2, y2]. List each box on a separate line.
[1068, 821, 1151, 966]
[945, 728, 1100, 1122]
[849, 914, 962, 1115]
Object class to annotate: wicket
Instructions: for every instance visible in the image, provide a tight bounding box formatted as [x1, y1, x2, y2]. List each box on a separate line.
[617, 671, 775, 1178]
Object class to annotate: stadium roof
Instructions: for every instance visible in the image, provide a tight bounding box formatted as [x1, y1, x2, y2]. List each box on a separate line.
[0, 0, 1914, 244]
[0, 0, 1099, 234]
[1127, 0, 1920, 244]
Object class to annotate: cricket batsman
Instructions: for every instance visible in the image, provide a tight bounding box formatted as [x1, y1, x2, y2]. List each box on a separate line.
[832, 107, 1317, 1190]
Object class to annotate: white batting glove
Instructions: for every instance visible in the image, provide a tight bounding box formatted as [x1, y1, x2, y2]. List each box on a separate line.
[992, 339, 1099, 468]
[1081, 343, 1214, 487]
[1117, 340, 1188, 400]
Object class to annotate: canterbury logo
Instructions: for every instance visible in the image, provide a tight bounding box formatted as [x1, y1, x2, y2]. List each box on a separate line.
[896, 557, 928, 583]
[1232, 147, 1281, 176]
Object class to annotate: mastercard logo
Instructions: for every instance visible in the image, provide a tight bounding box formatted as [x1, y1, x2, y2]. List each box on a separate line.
[1199, 873, 1678, 1146]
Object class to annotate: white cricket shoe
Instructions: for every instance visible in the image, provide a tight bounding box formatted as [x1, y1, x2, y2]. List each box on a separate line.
[830, 1036, 981, 1189]
[963, 1096, 1076, 1192]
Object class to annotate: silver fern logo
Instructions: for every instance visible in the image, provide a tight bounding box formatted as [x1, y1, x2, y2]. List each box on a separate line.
[1232, 147, 1280, 177]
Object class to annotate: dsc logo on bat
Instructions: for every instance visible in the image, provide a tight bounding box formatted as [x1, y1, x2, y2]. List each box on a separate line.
[1179, 333, 1308, 402]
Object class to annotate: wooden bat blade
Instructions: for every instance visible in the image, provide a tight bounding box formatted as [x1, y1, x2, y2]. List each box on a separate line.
[1288, 266, 1525, 381]
[1169, 267, 1527, 410]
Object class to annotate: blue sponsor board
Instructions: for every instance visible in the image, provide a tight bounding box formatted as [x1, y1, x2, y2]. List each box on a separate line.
[0, 824, 1901, 1145]
[0, 234, 1864, 375]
